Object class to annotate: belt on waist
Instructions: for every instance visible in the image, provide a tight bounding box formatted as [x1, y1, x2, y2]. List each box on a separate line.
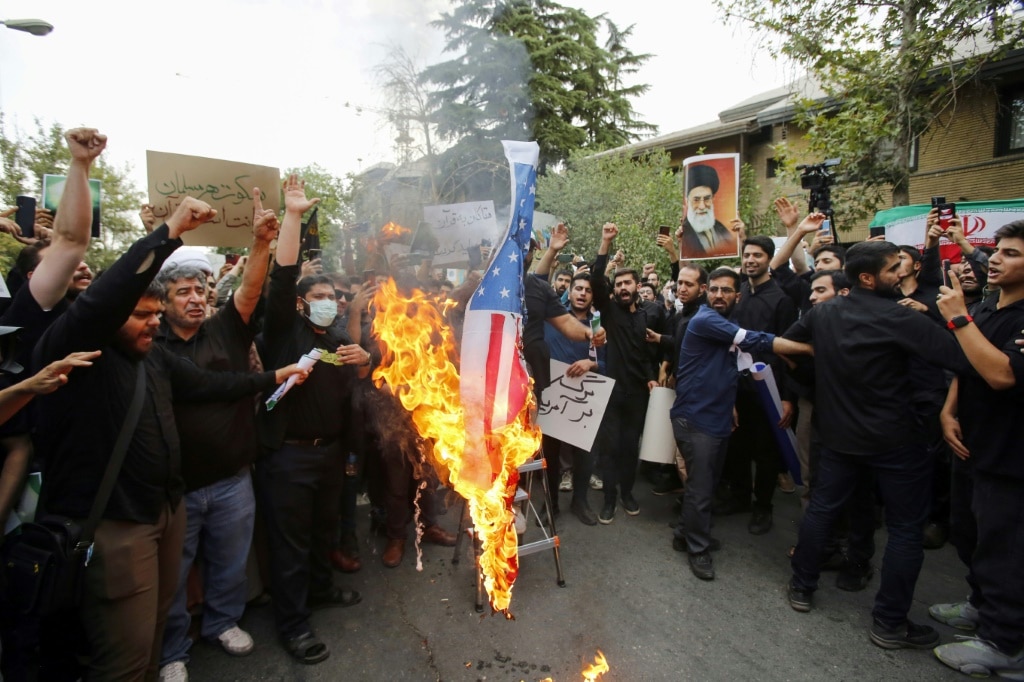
[283, 437, 336, 448]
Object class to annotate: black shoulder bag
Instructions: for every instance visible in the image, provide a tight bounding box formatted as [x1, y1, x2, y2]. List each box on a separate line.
[3, 363, 146, 617]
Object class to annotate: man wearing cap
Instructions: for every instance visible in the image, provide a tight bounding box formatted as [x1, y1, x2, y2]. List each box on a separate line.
[155, 193, 279, 680]
[680, 165, 737, 259]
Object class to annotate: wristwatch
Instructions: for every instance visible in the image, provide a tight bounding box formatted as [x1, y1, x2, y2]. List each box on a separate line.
[946, 314, 973, 330]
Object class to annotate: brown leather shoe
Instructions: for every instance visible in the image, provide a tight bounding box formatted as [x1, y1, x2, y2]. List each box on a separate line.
[382, 538, 405, 568]
[421, 525, 457, 547]
[328, 549, 362, 573]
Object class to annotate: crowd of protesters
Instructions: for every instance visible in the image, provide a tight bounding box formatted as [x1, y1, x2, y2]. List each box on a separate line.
[0, 130, 1021, 681]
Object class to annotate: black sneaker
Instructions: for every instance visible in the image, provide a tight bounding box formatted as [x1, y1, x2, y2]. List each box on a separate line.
[570, 500, 598, 526]
[621, 493, 640, 516]
[787, 581, 813, 612]
[836, 561, 873, 592]
[598, 502, 615, 525]
[713, 497, 751, 516]
[748, 509, 773, 535]
[869, 619, 939, 650]
[688, 551, 715, 580]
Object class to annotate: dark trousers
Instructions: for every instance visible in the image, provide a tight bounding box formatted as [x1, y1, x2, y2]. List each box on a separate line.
[724, 389, 780, 512]
[382, 442, 440, 540]
[792, 443, 930, 628]
[256, 441, 345, 640]
[598, 388, 649, 502]
[949, 457, 979, 605]
[971, 470, 1024, 654]
[569, 444, 594, 506]
[671, 417, 728, 554]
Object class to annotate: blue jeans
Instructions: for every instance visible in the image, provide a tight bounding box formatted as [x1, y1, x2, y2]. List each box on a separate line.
[791, 444, 929, 628]
[671, 417, 728, 554]
[161, 468, 255, 665]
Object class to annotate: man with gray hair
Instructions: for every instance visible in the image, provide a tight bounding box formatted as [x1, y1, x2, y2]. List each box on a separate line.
[155, 191, 280, 682]
[679, 164, 738, 258]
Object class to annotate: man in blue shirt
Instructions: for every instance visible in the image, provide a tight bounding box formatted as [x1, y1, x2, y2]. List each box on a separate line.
[670, 268, 811, 580]
[543, 272, 606, 525]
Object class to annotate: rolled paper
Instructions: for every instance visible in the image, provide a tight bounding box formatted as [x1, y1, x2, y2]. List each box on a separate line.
[639, 386, 676, 464]
[265, 348, 323, 411]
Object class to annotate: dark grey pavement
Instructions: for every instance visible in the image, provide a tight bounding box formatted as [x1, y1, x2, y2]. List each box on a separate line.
[189, 479, 967, 681]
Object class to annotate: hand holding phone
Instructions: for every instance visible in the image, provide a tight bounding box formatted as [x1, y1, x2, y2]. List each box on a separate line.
[15, 196, 36, 238]
[942, 259, 952, 289]
[658, 225, 671, 237]
[938, 203, 956, 231]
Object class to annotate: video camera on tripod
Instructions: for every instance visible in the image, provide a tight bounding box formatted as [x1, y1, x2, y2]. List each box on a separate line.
[795, 158, 840, 240]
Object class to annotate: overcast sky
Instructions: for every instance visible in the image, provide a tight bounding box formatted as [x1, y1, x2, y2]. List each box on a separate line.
[0, 0, 790, 190]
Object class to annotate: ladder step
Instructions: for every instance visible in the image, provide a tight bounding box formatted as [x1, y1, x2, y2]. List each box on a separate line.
[518, 536, 559, 557]
[514, 488, 528, 503]
[518, 458, 545, 473]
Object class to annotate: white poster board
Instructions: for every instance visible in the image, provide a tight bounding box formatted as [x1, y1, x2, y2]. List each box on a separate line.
[536, 360, 615, 452]
[422, 200, 500, 267]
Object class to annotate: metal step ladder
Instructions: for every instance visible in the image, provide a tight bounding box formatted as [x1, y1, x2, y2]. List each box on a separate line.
[452, 455, 566, 612]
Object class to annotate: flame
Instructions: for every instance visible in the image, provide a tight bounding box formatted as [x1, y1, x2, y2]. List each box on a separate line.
[539, 650, 610, 682]
[371, 278, 541, 614]
[380, 221, 411, 240]
[582, 651, 609, 681]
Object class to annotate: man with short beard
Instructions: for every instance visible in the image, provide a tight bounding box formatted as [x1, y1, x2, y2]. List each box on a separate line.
[552, 268, 572, 298]
[781, 240, 995, 650]
[543, 272, 606, 525]
[590, 223, 659, 524]
[679, 165, 740, 259]
[32, 197, 306, 681]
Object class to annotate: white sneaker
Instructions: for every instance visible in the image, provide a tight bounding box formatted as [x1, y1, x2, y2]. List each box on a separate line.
[216, 625, 254, 656]
[559, 470, 573, 492]
[589, 475, 603, 490]
[159, 661, 188, 682]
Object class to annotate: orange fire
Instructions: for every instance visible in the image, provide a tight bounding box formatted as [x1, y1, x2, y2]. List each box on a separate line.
[582, 651, 610, 681]
[540, 651, 610, 682]
[371, 278, 541, 614]
[379, 221, 411, 240]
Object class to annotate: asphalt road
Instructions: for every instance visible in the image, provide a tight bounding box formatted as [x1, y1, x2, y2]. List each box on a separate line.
[189, 477, 967, 681]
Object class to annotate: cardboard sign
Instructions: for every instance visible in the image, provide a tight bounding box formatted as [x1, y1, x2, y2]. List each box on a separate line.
[537, 360, 615, 452]
[422, 201, 500, 267]
[146, 151, 280, 248]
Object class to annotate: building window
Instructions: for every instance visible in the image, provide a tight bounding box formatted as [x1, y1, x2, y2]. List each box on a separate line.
[996, 83, 1024, 156]
[767, 157, 781, 178]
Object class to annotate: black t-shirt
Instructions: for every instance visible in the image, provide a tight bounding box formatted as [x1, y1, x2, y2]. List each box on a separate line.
[158, 296, 260, 492]
[783, 288, 971, 455]
[523, 274, 569, 350]
[956, 296, 1024, 479]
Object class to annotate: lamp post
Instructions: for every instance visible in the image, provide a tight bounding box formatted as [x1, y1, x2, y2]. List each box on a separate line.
[1, 19, 54, 37]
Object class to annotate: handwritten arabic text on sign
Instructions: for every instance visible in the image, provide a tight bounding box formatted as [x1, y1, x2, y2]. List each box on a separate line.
[536, 360, 615, 452]
[422, 201, 500, 267]
[146, 151, 281, 248]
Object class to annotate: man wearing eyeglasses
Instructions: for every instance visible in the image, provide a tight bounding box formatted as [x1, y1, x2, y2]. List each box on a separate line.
[670, 268, 811, 581]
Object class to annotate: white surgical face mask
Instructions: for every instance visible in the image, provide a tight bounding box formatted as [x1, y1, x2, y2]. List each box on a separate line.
[307, 299, 337, 327]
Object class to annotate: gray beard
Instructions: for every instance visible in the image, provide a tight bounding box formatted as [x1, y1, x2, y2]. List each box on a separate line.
[688, 206, 717, 235]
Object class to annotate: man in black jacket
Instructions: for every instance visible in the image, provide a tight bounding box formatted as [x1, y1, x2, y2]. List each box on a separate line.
[33, 198, 305, 681]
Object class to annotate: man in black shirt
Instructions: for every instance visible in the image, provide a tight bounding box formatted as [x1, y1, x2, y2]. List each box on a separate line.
[255, 175, 371, 665]
[156, 191, 280, 676]
[933, 220, 1024, 678]
[721, 236, 798, 535]
[591, 223, 658, 524]
[32, 198, 304, 680]
[781, 240, 998, 650]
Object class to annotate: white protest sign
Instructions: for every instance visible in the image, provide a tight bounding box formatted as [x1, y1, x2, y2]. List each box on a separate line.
[422, 201, 500, 267]
[146, 151, 281, 248]
[537, 360, 615, 452]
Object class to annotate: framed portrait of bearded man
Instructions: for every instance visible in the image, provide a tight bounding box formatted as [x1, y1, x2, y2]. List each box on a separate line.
[679, 153, 740, 260]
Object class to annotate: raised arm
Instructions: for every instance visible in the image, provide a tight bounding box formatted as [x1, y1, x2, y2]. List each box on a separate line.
[276, 174, 319, 267]
[771, 204, 823, 275]
[938, 272, 1016, 390]
[533, 223, 568, 277]
[233, 187, 279, 323]
[29, 128, 106, 309]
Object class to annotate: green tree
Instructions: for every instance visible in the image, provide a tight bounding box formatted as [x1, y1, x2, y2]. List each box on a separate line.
[0, 115, 145, 272]
[423, 0, 654, 198]
[718, 0, 1024, 218]
[283, 163, 355, 272]
[536, 148, 681, 281]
